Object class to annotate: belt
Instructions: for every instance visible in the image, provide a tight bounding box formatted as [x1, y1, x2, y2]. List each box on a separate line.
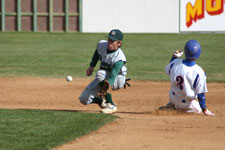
[100, 66, 111, 71]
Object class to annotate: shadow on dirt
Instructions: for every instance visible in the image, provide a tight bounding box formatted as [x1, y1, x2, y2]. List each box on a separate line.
[12, 108, 197, 116]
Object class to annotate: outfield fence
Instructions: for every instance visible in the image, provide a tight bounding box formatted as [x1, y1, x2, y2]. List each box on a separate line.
[0, 0, 81, 32]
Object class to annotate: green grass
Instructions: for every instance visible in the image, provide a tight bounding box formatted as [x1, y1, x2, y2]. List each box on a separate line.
[0, 32, 224, 149]
[0, 109, 118, 150]
[0, 32, 225, 82]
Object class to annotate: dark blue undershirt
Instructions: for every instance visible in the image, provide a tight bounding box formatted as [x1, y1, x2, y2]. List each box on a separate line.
[182, 59, 196, 67]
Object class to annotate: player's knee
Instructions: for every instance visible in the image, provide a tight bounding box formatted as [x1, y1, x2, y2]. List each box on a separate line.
[96, 70, 107, 82]
[118, 83, 124, 89]
[79, 96, 88, 105]
[112, 81, 124, 90]
[111, 85, 122, 90]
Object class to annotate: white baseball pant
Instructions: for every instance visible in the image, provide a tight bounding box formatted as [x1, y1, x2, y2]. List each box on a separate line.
[79, 70, 126, 105]
[169, 90, 202, 113]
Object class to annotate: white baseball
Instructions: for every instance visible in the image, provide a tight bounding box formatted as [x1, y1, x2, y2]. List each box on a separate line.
[66, 76, 73, 82]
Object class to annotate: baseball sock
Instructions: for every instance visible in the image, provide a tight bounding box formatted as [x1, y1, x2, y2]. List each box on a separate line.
[105, 94, 115, 105]
[91, 96, 103, 106]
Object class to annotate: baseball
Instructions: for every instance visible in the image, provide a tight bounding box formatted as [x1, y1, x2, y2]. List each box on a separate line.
[66, 76, 73, 82]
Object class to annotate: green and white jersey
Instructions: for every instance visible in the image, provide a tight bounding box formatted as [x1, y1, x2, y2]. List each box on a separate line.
[97, 40, 127, 75]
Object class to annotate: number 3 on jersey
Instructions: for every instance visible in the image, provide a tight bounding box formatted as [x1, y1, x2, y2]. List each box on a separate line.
[176, 76, 184, 90]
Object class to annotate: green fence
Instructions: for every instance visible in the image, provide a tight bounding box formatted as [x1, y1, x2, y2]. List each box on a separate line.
[0, 0, 82, 32]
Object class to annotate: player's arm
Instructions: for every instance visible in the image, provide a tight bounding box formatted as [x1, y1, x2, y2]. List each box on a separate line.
[198, 93, 207, 110]
[198, 93, 215, 116]
[195, 71, 215, 116]
[90, 49, 99, 67]
[87, 49, 99, 76]
[107, 60, 124, 85]
[165, 50, 183, 75]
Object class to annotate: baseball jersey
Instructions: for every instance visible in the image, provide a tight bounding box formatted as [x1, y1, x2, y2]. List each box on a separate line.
[97, 40, 127, 75]
[165, 58, 207, 101]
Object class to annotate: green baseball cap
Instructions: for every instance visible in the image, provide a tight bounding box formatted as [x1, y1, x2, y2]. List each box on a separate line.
[107, 29, 123, 41]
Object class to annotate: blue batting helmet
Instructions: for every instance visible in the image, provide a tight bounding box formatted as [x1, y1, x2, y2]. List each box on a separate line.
[184, 40, 201, 60]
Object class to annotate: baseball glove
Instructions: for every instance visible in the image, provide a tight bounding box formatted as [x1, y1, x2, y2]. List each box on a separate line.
[98, 80, 111, 96]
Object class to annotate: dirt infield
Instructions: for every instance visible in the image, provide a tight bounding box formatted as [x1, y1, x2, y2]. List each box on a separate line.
[1, 77, 225, 150]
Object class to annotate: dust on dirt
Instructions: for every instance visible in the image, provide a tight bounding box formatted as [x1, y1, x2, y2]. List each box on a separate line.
[1, 77, 225, 150]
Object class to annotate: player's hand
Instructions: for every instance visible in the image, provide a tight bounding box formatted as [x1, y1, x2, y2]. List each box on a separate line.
[86, 67, 94, 76]
[203, 109, 215, 116]
[173, 50, 183, 58]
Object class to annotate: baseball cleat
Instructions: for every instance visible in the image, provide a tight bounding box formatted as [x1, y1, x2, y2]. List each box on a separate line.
[101, 103, 117, 114]
[158, 103, 176, 111]
[99, 99, 107, 109]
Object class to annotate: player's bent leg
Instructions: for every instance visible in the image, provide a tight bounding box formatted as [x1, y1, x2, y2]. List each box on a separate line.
[79, 79, 100, 105]
[187, 100, 202, 113]
[79, 93, 94, 105]
[103, 75, 125, 113]
[175, 99, 202, 114]
[111, 75, 126, 90]
[96, 70, 107, 82]
[79, 92, 107, 108]
[105, 94, 115, 105]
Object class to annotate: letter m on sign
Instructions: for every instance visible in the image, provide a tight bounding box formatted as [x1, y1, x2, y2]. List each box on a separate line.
[186, 0, 205, 27]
